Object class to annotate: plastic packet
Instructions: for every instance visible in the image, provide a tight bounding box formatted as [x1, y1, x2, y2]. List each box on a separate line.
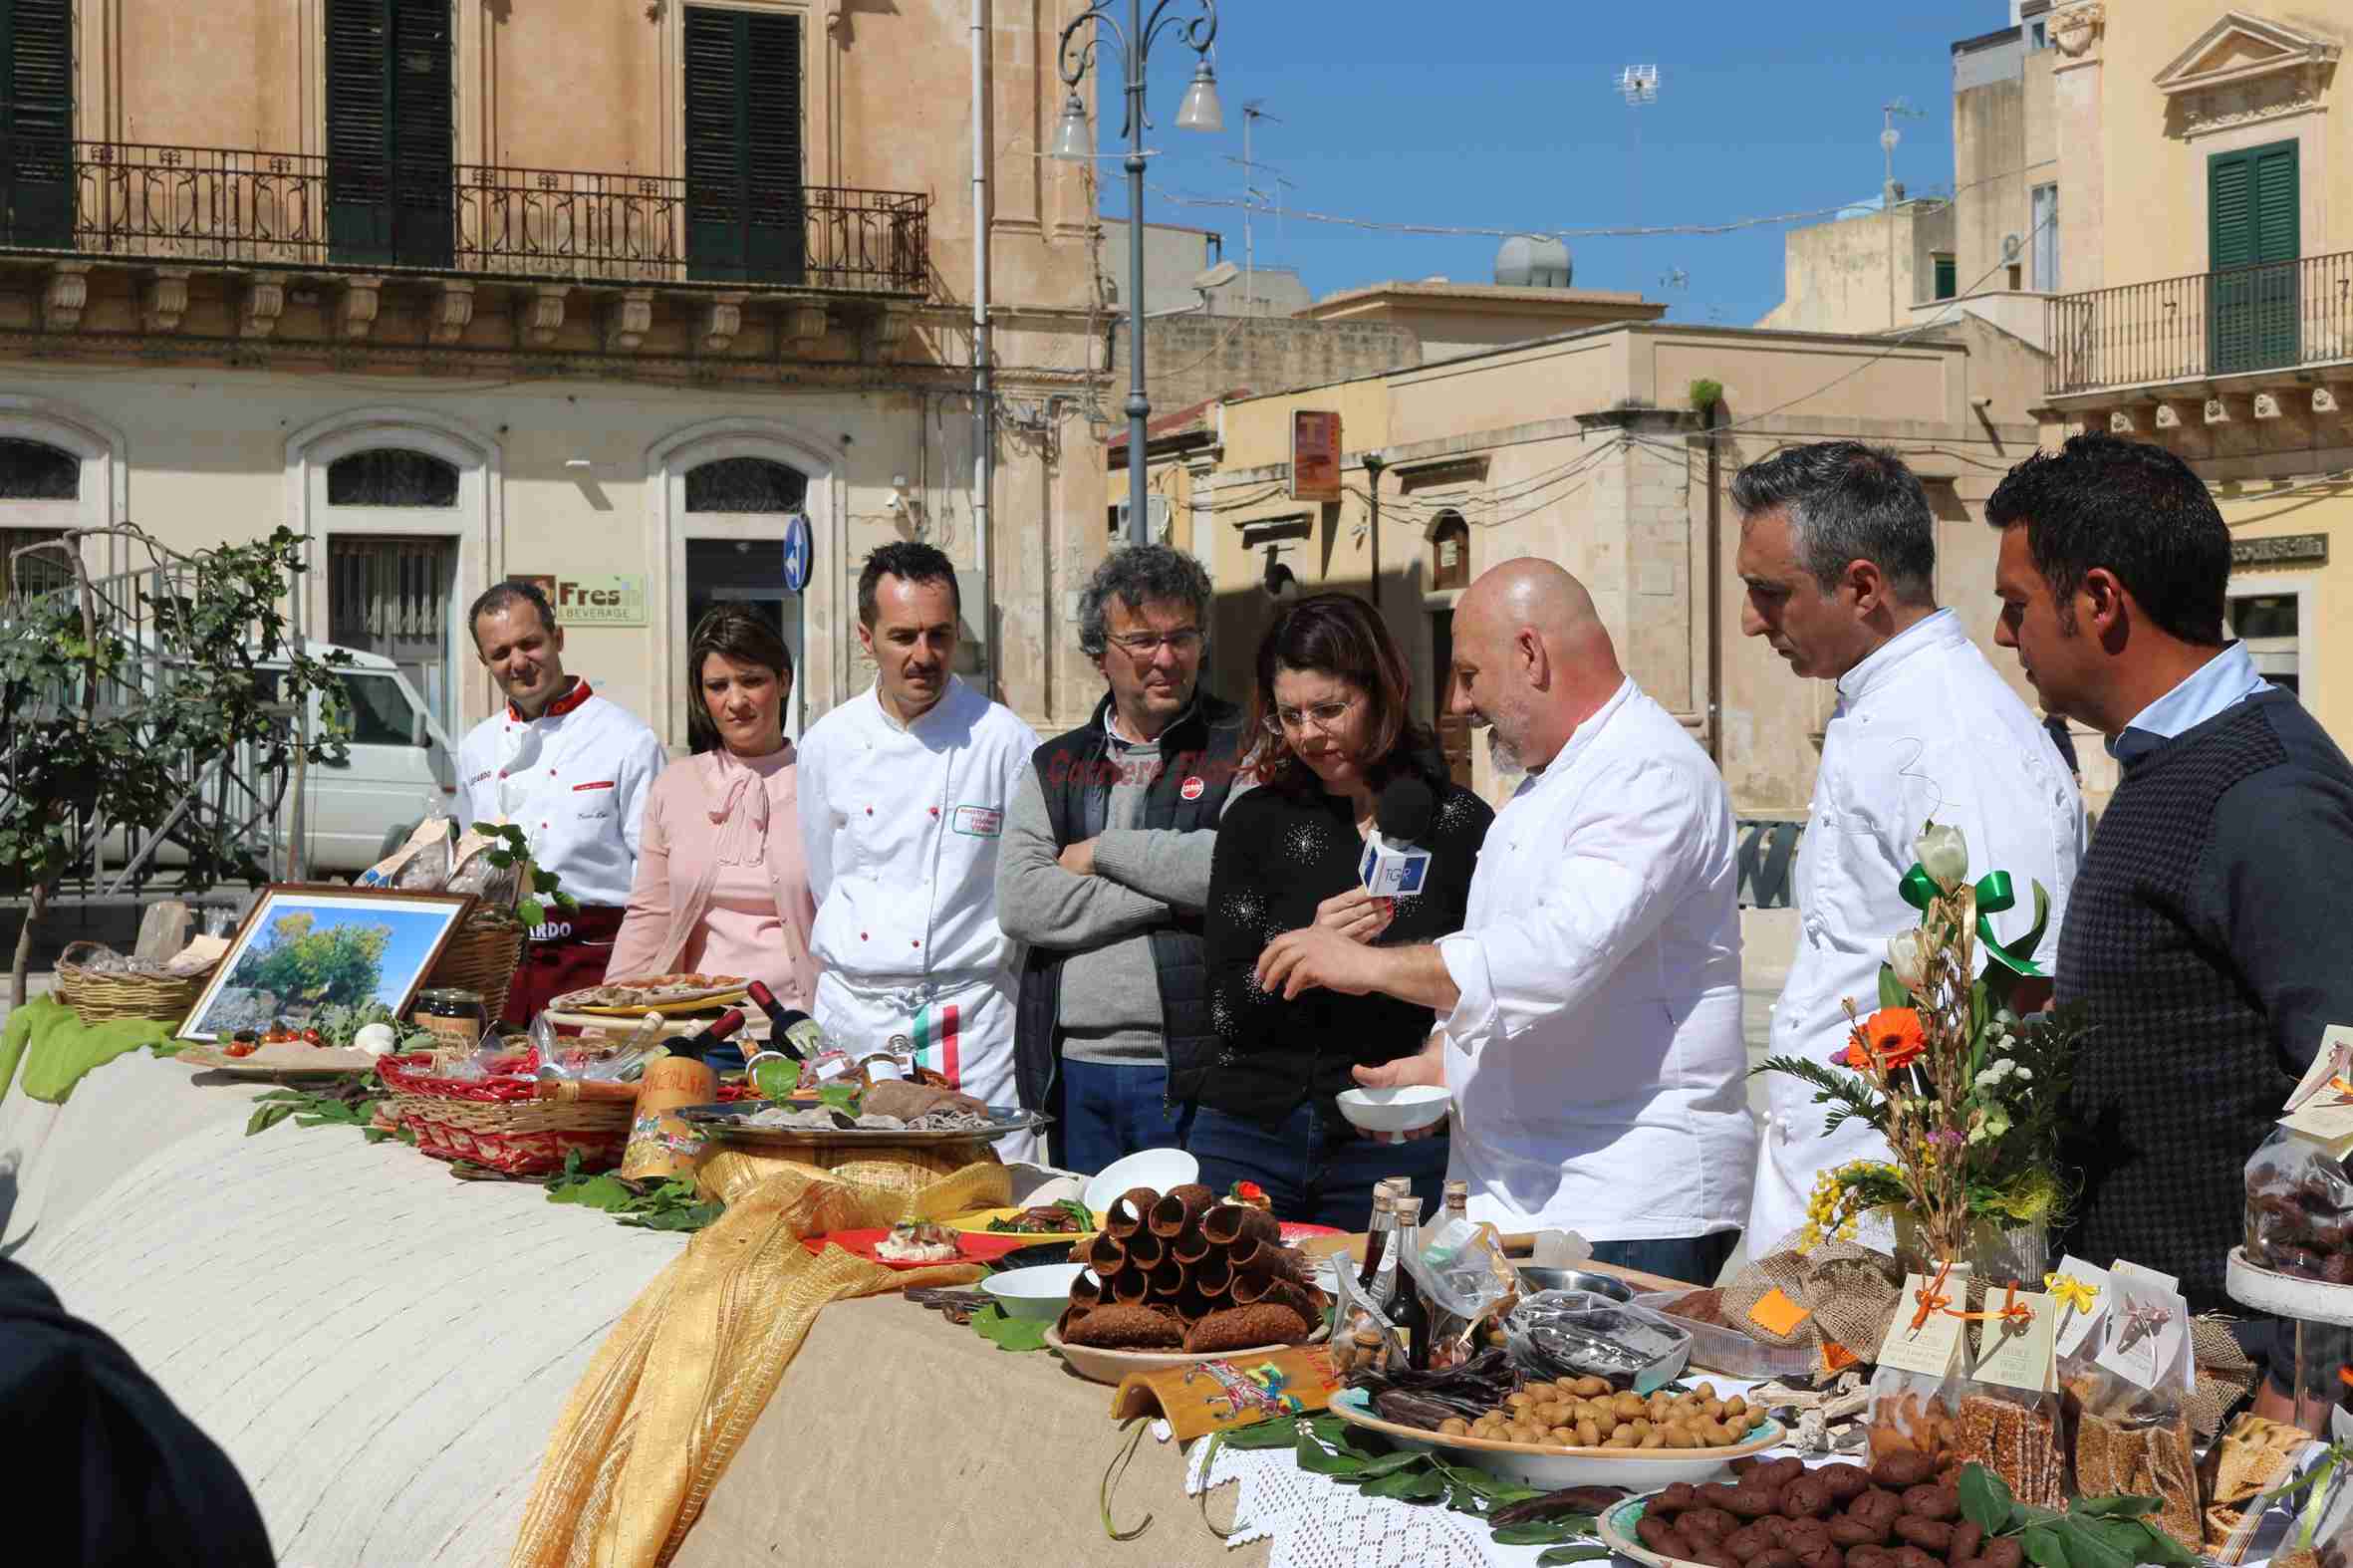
[1504, 1288, 1692, 1393]
[1868, 1366, 2066, 1507]
[1327, 1251, 1410, 1382]
[2247, 1125, 2353, 1283]
[359, 807, 455, 892]
[581, 1014, 666, 1083]
[446, 825, 523, 907]
[1425, 1223, 1519, 1370]
[2065, 1365, 2201, 1549]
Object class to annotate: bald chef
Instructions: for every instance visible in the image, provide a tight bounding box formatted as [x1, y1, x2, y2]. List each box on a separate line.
[456, 581, 667, 1026]
[798, 542, 1042, 1157]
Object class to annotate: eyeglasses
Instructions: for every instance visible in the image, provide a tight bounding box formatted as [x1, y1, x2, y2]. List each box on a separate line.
[1110, 630, 1203, 657]
[1262, 697, 1356, 736]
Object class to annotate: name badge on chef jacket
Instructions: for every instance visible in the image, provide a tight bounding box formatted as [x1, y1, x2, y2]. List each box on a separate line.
[950, 805, 1003, 838]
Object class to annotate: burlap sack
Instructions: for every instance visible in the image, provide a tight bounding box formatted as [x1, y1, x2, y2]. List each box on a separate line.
[1719, 1234, 1905, 1360]
[2189, 1316, 2261, 1437]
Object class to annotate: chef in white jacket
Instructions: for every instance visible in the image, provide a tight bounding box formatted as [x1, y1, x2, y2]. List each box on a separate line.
[454, 581, 667, 1025]
[1257, 559, 1755, 1285]
[1731, 442, 2082, 1253]
[798, 542, 1041, 1155]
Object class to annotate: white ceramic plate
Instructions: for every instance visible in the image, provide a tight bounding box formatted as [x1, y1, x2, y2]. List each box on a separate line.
[981, 1263, 1090, 1320]
[1335, 1085, 1451, 1134]
[1603, 1491, 1712, 1568]
[1081, 1147, 1200, 1217]
[1043, 1320, 1328, 1386]
[1327, 1390, 1781, 1489]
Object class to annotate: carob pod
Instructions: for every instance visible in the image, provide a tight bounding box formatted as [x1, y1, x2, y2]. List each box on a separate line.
[1485, 1485, 1629, 1528]
[1103, 1186, 1160, 1239]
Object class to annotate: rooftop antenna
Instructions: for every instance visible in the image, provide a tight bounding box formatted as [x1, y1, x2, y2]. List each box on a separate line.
[1239, 99, 1283, 311]
[1616, 66, 1659, 264]
[1880, 98, 1925, 204]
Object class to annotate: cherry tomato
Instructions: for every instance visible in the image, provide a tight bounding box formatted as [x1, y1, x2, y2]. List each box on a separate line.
[300, 1029, 323, 1045]
[225, 1042, 258, 1058]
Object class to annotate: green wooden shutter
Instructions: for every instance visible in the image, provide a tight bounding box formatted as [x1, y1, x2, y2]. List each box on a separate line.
[684, 6, 804, 285]
[1934, 254, 1956, 301]
[389, 0, 451, 268]
[0, 0, 74, 249]
[2210, 139, 2299, 374]
[326, 0, 394, 264]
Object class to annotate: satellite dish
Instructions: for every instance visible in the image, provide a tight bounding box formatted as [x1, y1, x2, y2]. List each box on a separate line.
[2002, 233, 2023, 262]
[1193, 260, 1240, 291]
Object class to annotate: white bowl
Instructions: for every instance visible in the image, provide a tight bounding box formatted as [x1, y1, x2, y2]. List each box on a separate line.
[981, 1263, 1089, 1320]
[1335, 1085, 1451, 1134]
[1081, 1147, 1200, 1216]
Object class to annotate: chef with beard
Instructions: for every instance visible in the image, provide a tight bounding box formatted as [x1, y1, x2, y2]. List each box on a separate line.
[455, 580, 667, 1025]
[797, 542, 1042, 1156]
[1255, 558, 1755, 1283]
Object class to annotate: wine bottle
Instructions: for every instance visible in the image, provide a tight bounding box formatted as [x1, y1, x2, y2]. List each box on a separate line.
[620, 1009, 741, 1180]
[744, 982, 827, 1062]
[1389, 1196, 1433, 1371]
[664, 1007, 745, 1060]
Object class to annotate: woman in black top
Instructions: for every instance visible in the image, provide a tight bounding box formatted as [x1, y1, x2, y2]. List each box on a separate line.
[1192, 594, 1493, 1230]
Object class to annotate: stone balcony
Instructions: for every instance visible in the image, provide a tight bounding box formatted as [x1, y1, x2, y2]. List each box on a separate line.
[0, 140, 934, 367]
[2042, 251, 2353, 457]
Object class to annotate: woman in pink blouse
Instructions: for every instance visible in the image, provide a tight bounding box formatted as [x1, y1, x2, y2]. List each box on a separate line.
[610, 606, 819, 1011]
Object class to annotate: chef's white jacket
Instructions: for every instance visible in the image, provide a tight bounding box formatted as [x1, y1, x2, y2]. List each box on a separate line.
[1437, 678, 1755, 1241]
[454, 681, 666, 911]
[796, 675, 1041, 986]
[1749, 610, 2084, 1252]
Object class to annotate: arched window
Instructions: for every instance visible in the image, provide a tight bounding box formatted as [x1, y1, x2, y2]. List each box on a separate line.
[0, 438, 79, 499]
[685, 456, 808, 513]
[1431, 511, 1470, 592]
[326, 448, 460, 507]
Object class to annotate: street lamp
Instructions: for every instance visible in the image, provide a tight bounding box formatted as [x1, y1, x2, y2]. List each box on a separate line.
[1054, 1, 1223, 547]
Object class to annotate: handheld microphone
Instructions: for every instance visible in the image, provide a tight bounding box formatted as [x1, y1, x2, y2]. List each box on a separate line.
[1359, 773, 1437, 898]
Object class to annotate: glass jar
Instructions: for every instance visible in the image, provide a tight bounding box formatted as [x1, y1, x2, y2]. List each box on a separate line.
[411, 987, 487, 1051]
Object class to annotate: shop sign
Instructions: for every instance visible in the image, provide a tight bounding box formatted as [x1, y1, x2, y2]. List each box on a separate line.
[2231, 533, 2328, 569]
[1291, 410, 1342, 504]
[515, 574, 648, 627]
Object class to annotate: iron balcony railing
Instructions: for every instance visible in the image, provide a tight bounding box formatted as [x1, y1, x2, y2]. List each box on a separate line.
[0, 140, 929, 296]
[2047, 250, 2353, 395]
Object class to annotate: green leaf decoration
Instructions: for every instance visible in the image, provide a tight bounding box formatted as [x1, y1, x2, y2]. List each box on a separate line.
[1537, 1548, 1613, 1566]
[1879, 963, 1915, 1010]
[1960, 1465, 2015, 1537]
[1490, 1520, 1587, 1546]
[1294, 1431, 1367, 1476]
[548, 1175, 634, 1210]
[968, 1305, 1051, 1353]
[1360, 1467, 1445, 1502]
[1217, 1420, 1306, 1451]
[2020, 1524, 2070, 1568]
[1342, 1449, 1431, 1481]
[2069, 1497, 2161, 1520]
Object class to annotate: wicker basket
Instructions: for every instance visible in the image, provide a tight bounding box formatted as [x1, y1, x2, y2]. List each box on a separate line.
[54, 941, 208, 1026]
[422, 912, 526, 1024]
[378, 1051, 632, 1175]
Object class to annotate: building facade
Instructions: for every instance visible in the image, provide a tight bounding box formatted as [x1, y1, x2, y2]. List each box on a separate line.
[2035, 2, 2352, 751]
[0, 0, 1112, 758]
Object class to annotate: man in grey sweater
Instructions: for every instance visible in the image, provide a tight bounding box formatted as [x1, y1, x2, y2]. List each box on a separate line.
[1000, 545, 1252, 1174]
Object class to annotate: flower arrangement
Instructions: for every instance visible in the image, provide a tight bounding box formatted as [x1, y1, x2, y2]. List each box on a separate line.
[1758, 822, 2088, 1260]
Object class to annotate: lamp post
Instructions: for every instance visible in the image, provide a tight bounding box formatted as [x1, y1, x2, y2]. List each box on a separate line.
[1053, 0, 1223, 548]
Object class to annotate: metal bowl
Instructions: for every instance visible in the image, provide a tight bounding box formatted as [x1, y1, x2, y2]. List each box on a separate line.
[1515, 1266, 1634, 1302]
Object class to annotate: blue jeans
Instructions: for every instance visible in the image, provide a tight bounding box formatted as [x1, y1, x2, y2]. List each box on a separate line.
[1586, 1231, 1740, 1288]
[1182, 1099, 1450, 1232]
[1056, 1058, 1185, 1177]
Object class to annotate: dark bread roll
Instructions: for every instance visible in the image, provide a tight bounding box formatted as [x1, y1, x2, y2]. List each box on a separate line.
[1063, 1303, 1182, 1349]
[1180, 1303, 1310, 1353]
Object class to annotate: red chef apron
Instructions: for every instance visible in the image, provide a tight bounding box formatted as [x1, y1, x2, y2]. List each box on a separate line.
[500, 905, 627, 1028]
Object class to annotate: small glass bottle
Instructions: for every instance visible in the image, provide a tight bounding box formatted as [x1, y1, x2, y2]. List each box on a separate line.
[1389, 1196, 1433, 1371]
[1357, 1192, 1396, 1305]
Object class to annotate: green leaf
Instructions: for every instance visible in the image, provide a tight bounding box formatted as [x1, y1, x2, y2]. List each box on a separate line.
[1960, 1464, 2015, 1536]
[2019, 1526, 2069, 1568]
[1537, 1548, 1614, 1566]
[1294, 1433, 1366, 1476]
[518, 898, 547, 928]
[2053, 1522, 2133, 1568]
[1342, 1449, 1432, 1482]
[1491, 1520, 1585, 1546]
[968, 1305, 1051, 1353]
[2069, 1497, 2161, 1520]
[1216, 1420, 1304, 1451]
[1360, 1467, 1446, 1501]
[1879, 963, 1915, 1010]
[244, 1102, 298, 1136]
[547, 1175, 634, 1211]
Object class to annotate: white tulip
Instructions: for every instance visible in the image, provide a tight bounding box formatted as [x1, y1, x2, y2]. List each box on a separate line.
[1914, 822, 1970, 892]
[1887, 929, 1928, 992]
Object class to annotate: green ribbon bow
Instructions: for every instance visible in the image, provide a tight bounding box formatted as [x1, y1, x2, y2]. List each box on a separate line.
[1898, 865, 2052, 978]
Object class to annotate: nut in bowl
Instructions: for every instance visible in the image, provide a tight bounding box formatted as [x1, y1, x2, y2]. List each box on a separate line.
[1335, 1084, 1451, 1137]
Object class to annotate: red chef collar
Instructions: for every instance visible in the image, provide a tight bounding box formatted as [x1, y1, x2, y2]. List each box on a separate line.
[509, 677, 592, 723]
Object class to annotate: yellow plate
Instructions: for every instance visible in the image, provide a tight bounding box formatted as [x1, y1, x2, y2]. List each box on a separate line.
[560, 988, 748, 1017]
[948, 1205, 1098, 1241]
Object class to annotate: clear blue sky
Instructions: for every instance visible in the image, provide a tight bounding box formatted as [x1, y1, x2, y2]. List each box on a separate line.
[1091, 1, 2003, 327]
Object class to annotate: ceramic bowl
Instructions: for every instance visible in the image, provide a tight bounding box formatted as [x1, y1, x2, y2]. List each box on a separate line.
[980, 1263, 1089, 1320]
[1081, 1147, 1200, 1216]
[1334, 1085, 1451, 1134]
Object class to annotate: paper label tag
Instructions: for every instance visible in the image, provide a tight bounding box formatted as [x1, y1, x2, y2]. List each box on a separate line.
[2094, 1274, 2190, 1392]
[1972, 1288, 2059, 1394]
[2281, 1027, 2353, 1142]
[1748, 1288, 1811, 1338]
[2049, 1255, 2113, 1360]
[1876, 1267, 1971, 1378]
[2108, 1259, 2197, 1393]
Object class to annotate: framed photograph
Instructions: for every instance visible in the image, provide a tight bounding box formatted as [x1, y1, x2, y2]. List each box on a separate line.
[177, 885, 475, 1042]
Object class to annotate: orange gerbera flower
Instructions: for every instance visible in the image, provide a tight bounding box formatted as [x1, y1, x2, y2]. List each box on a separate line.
[1836, 1007, 1927, 1072]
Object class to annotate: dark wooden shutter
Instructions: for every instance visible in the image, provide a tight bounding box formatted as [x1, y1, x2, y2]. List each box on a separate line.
[327, 0, 450, 268]
[0, 0, 74, 249]
[2209, 139, 2299, 374]
[1933, 254, 1956, 301]
[684, 6, 805, 285]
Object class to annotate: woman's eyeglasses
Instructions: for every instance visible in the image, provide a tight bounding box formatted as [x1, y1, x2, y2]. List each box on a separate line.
[1262, 698, 1356, 736]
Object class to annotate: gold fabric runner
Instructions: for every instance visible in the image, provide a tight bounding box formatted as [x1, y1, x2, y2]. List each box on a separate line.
[508, 1156, 1011, 1568]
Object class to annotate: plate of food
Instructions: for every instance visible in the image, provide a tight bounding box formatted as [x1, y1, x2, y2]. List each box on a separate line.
[1044, 1318, 1332, 1385]
[177, 1033, 382, 1077]
[681, 1085, 1050, 1149]
[952, 1200, 1097, 1240]
[803, 1221, 1029, 1270]
[1328, 1381, 1784, 1488]
[1600, 1455, 1982, 1568]
[550, 972, 748, 1016]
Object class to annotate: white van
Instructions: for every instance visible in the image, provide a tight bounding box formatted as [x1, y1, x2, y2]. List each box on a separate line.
[282, 644, 461, 874]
